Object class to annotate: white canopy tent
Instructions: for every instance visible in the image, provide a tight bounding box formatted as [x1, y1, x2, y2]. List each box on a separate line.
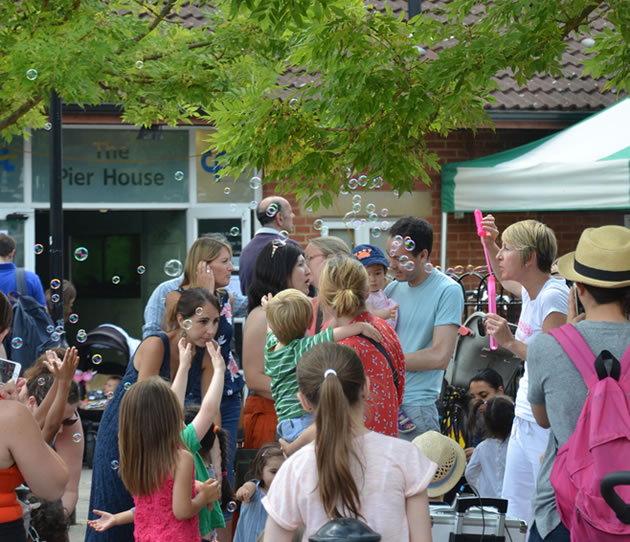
[439, 98, 630, 267]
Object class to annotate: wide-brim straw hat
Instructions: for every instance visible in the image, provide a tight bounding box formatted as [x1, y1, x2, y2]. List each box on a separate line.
[557, 225, 630, 288]
[412, 431, 466, 498]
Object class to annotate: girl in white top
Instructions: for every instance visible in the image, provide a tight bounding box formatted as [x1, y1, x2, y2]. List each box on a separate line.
[480, 216, 568, 526]
[262, 342, 436, 542]
[465, 395, 514, 498]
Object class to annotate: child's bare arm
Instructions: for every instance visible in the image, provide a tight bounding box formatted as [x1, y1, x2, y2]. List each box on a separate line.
[42, 347, 79, 443]
[236, 481, 257, 504]
[171, 338, 193, 408]
[279, 424, 315, 457]
[88, 508, 134, 532]
[191, 340, 225, 441]
[332, 322, 383, 343]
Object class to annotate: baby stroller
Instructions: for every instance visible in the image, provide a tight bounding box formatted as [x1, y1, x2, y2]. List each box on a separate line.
[76, 324, 140, 467]
[440, 311, 522, 446]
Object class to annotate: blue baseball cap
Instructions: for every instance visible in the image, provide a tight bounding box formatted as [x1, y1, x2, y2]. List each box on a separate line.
[352, 244, 389, 269]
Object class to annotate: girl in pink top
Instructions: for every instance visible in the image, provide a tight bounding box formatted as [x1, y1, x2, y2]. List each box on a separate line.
[117, 377, 219, 542]
[262, 342, 437, 542]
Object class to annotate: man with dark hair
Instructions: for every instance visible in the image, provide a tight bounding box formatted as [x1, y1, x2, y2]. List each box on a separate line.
[0, 233, 47, 306]
[385, 217, 464, 439]
[239, 196, 299, 296]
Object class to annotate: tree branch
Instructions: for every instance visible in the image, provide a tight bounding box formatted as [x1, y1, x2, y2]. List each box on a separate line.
[0, 96, 43, 132]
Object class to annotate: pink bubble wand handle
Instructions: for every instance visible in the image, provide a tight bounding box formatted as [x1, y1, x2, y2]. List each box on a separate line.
[474, 209, 498, 350]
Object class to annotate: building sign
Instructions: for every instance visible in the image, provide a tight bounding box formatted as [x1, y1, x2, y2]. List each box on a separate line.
[0, 137, 24, 203]
[32, 129, 189, 203]
[196, 130, 256, 203]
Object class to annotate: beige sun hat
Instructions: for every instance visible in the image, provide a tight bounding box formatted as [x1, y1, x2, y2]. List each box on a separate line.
[412, 431, 466, 498]
[557, 225, 630, 288]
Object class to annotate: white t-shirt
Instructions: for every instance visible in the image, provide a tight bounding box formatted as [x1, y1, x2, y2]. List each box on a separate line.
[465, 437, 509, 498]
[262, 431, 437, 542]
[514, 277, 569, 422]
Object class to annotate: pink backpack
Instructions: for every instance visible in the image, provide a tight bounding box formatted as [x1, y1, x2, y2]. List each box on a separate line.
[549, 324, 630, 541]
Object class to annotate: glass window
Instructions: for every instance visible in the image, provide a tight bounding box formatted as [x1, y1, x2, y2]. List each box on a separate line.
[0, 137, 24, 203]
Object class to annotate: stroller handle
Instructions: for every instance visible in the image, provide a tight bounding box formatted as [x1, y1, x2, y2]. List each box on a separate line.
[601, 471, 630, 525]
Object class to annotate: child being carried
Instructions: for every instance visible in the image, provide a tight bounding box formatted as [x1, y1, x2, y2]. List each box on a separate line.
[262, 289, 382, 454]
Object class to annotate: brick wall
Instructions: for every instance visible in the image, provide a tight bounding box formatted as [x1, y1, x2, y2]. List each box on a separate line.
[263, 127, 629, 265]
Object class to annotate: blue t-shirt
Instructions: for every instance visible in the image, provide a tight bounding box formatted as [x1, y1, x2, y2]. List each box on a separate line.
[385, 270, 463, 405]
[0, 262, 46, 306]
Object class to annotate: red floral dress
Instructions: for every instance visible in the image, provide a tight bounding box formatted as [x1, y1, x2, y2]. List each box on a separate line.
[338, 312, 405, 436]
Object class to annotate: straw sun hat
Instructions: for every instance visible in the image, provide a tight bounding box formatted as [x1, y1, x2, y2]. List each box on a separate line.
[557, 225, 630, 288]
[412, 431, 466, 498]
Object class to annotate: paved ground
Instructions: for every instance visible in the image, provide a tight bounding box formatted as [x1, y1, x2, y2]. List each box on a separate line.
[69, 467, 91, 542]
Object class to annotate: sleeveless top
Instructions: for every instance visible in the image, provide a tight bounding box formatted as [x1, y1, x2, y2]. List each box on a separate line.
[133, 472, 200, 542]
[0, 465, 23, 523]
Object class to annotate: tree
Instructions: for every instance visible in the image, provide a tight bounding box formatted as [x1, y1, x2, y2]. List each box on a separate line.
[1, 0, 628, 208]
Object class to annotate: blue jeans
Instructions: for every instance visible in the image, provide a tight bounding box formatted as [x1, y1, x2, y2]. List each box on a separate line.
[529, 522, 570, 542]
[277, 414, 313, 442]
[398, 404, 440, 441]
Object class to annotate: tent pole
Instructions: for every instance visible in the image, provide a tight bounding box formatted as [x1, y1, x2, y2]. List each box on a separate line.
[440, 211, 447, 270]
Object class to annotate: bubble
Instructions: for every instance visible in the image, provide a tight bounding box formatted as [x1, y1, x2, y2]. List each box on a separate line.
[38, 377, 46, 386]
[446, 267, 455, 275]
[358, 175, 368, 187]
[229, 226, 240, 237]
[44, 121, 52, 131]
[348, 178, 359, 190]
[68, 313, 79, 324]
[226, 501, 238, 513]
[92, 354, 103, 365]
[223, 186, 231, 195]
[467, 264, 474, 272]
[249, 200, 258, 210]
[72, 433, 82, 443]
[195, 306, 204, 316]
[289, 98, 298, 108]
[344, 167, 352, 178]
[343, 211, 356, 225]
[182, 318, 193, 330]
[370, 176, 384, 189]
[266, 202, 279, 218]
[74, 247, 88, 262]
[388, 249, 398, 257]
[124, 382, 132, 391]
[351, 194, 362, 204]
[399, 255, 410, 265]
[55, 324, 64, 334]
[279, 230, 289, 241]
[11, 337, 23, 349]
[164, 259, 183, 277]
[249, 176, 262, 190]
[136, 265, 146, 275]
[404, 237, 416, 251]
[381, 208, 389, 217]
[366, 203, 376, 213]
[50, 332, 61, 342]
[106, 391, 114, 399]
[26, 68, 38, 80]
[321, 225, 329, 235]
[339, 185, 350, 196]
[51, 293, 60, 303]
[403, 260, 416, 271]
[34, 243, 44, 255]
[352, 202, 362, 214]
[112, 275, 121, 285]
[453, 265, 465, 275]
[371, 227, 381, 238]
[313, 219, 324, 231]
[368, 212, 379, 222]
[380, 221, 390, 231]
[425, 263, 434, 272]
[46, 324, 55, 334]
[50, 278, 61, 289]
[76, 329, 88, 343]
[174, 170, 184, 181]
[110, 460, 119, 470]
[135, 60, 144, 69]
[393, 189, 400, 197]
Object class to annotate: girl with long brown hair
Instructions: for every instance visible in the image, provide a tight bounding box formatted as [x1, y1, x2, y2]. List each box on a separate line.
[262, 342, 436, 542]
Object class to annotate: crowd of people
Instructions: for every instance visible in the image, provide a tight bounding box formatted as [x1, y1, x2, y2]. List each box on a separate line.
[0, 197, 629, 542]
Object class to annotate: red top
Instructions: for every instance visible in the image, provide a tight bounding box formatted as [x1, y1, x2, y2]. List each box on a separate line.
[338, 312, 405, 437]
[0, 464, 25, 523]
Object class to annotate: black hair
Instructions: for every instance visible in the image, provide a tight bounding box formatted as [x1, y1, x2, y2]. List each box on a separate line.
[483, 395, 514, 441]
[583, 283, 630, 317]
[469, 368, 504, 391]
[247, 241, 305, 312]
[256, 200, 284, 227]
[389, 217, 433, 257]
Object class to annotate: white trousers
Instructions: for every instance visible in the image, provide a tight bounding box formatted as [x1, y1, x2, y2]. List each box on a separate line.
[501, 416, 549, 527]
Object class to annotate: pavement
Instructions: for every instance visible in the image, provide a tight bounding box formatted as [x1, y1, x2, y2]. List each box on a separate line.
[69, 467, 91, 542]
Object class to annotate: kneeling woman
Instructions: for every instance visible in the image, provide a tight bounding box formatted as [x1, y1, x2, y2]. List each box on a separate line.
[262, 342, 437, 542]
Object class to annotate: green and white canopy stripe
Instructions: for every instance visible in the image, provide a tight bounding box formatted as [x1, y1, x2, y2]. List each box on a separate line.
[441, 98, 630, 212]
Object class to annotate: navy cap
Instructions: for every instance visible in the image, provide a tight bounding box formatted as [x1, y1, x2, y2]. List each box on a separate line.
[352, 244, 389, 268]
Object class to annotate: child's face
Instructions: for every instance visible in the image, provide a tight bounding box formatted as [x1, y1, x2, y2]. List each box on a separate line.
[262, 455, 284, 490]
[366, 265, 387, 293]
[103, 378, 120, 395]
[179, 302, 221, 347]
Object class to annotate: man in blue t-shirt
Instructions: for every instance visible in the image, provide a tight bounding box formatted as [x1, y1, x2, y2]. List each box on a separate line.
[0, 233, 46, 306]
[385, 217, 464, 440]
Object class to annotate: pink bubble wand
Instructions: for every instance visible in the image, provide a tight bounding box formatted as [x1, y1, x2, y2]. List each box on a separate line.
[474, 209, 497, 350]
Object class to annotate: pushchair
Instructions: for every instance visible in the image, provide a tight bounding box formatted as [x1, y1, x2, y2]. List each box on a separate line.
[76, 324, 140, 467]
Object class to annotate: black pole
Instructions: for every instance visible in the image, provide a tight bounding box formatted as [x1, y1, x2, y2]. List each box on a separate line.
[49, 89, 64, 327]
[409, 0, 421, 20]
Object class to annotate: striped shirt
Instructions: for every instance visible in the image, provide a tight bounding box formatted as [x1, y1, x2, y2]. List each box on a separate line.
[264, 328, 334, 421]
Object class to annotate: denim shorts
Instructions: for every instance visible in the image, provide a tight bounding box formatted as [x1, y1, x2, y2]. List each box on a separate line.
[276, 414, 313, 442]
[398, 404, 440, 441]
